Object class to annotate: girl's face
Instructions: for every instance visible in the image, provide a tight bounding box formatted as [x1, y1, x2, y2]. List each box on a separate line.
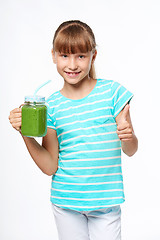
[52, 50, 96, 85]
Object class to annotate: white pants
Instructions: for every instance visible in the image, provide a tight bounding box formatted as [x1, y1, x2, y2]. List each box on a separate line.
[52, 204, 121, 240]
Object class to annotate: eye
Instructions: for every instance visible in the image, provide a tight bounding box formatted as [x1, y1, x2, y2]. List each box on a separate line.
[59, 53, 68, 58]
[79, 55, 85, 59]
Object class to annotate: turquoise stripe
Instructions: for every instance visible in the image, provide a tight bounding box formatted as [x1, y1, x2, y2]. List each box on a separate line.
[53, 173, 123, 183]
[60, 133, 119, 146]
[57, 122, 117, 141]
[59, 148, 122, 160]
[56, 111, 113, 126]
[57, 165, 122, 176]
[51, 189, 124, 199]
[58, 157, 121, 168]
[60, 141, 120, 154]
[51, 182, 123, 191]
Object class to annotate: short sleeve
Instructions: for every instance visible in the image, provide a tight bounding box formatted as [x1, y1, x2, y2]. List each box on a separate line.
[111, 81, 133, 118]
[46, 101, 56, 130]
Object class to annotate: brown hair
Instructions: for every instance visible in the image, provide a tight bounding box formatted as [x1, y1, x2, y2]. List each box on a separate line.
[53, 20, 97, 79]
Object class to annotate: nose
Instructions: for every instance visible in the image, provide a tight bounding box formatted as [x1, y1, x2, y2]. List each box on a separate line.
[68, 57, 78, 71]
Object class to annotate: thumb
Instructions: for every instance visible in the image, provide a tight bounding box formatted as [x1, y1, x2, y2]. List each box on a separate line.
[122, 104, 130, 121]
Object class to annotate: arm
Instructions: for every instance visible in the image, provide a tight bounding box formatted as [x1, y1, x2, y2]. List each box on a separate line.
[115, 104, 138, 157]
[21, 128, 59, 175]
[9, 108, 59, 175]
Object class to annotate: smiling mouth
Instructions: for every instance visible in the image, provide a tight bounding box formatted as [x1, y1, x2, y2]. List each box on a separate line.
[65, 71, 81, 77]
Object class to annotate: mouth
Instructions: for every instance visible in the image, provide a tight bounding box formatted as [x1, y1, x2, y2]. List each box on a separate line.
[64, 71, 81, 77]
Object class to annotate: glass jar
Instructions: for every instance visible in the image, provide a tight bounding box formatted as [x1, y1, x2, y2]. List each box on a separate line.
[21, 96, 47, 137]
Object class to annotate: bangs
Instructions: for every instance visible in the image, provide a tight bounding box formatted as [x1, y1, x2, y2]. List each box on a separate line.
[53, 25, 94, 54]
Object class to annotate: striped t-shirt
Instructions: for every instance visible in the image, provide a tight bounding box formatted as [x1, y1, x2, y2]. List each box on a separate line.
[46, 79, 133, 211]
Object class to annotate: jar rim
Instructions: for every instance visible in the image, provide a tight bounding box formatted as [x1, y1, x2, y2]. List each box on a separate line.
[24, 95, 45, 103]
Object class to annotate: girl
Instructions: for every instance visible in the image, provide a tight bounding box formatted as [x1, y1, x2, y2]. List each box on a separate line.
[9, 20, 138, 240]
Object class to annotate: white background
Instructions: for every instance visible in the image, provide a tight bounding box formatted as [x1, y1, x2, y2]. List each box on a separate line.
[1, 0, 160, 239]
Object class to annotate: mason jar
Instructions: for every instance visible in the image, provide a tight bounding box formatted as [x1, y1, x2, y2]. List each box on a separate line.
[21, 96, 47, 137]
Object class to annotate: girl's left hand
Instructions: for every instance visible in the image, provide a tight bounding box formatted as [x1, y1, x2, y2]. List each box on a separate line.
[116, 104, 133, 142]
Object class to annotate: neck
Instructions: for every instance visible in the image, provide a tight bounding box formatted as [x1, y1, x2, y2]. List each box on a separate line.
[60, 77, 97, 100]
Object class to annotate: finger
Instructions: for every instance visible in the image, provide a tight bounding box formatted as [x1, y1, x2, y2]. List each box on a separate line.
[10, 108, 22, 114]
[9, 113, 22, 119]
[9, 112, 21, 123]
[10, 121, 21, 129]
[118, 133, 133, 140]
[9, 114, 21, 121]
[121, 138, 133, 142]
[10, 118, 21, 124]
[12, 122, 22, 130]
[117, 128, 132, 134]
[13, 121, 21, 126]
[9, 109, 21, 120]
[122, 104, 130, 121]
[117, 122, 130, 131]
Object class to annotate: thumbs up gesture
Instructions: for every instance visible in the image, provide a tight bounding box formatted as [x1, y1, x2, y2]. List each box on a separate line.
[116, 104, 133, 142]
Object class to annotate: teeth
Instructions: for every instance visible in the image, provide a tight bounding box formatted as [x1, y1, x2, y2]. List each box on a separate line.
[66, 72, 80, 75]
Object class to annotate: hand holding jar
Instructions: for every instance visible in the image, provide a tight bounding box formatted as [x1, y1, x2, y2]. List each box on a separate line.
[9, 96, 47, 137]
[9, 107, 22, 132]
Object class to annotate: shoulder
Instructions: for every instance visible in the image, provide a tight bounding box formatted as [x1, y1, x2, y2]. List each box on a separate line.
[97, 78, 113, 85]
[46, 91, 62, 106]
[97, 78, 113, 90]
[110, 80, 121, 89]
[109, 80, 127, 97]
[97, 79, 120, 95]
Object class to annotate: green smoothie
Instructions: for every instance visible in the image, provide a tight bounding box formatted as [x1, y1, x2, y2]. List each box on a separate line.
[21, 103, 47, 137]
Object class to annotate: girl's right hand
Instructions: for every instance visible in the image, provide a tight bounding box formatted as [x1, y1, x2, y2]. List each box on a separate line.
[9, 107, 22, 132]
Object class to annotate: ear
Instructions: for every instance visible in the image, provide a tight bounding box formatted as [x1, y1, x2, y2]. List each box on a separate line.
[92, 49, 97, 63]
[51, 48, 57, 64]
